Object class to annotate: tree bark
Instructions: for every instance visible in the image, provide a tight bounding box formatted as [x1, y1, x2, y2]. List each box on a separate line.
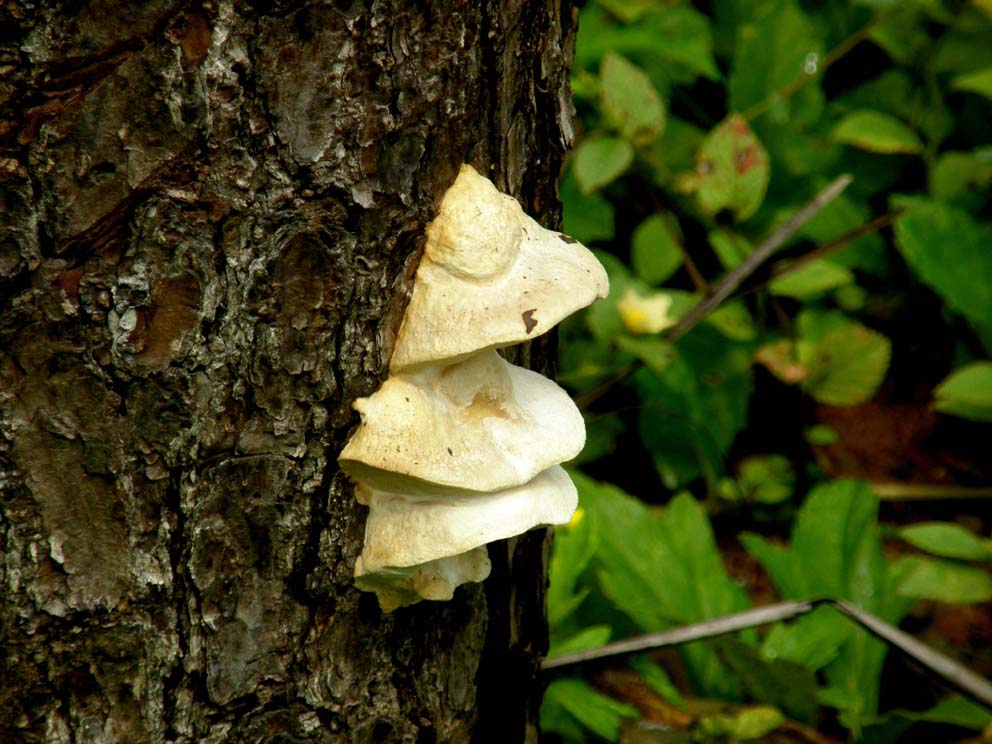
[0, 2, 577, 741]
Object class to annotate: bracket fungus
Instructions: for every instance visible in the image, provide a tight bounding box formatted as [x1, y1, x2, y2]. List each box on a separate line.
[340, 164, 609, 610]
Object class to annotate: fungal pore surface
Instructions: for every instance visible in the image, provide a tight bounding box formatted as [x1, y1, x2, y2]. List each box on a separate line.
[339, 164, 609, 611]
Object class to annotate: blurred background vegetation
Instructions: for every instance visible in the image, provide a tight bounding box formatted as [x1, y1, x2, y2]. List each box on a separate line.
[543, 1, 992, 741]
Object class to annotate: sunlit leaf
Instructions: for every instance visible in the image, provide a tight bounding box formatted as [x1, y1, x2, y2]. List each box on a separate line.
[573, 135, 635, 194]
[617, 288, 678, 334]
[697, 705, 785, 741]
[899, 522, 992, 562]
[770, 259, 855, 298]
[933, 362, 992, 422]
[548, 624, 612, 658]
[831, 110, 924, 154]
[601, 52, 666, 145]
[952, 67, 992, 99]
[897, 556, 992, 603]
[799, 319, 891, 406]
[679, 114, 770, 220]
[761, 606, 853, 671]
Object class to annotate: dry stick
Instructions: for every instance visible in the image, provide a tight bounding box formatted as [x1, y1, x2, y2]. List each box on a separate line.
[575, 175, 853, 411]
[663, 174, 852, 344]
[541, 598, 992, 710]
[770, 209, 904, 281]
[733, 208, 905, 300]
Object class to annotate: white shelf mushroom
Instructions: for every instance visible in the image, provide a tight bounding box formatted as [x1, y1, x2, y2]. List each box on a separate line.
[340, 164, 609, 611]
[390, 165, 609, 373]
[353, 467, 577, 611]
[339, 350, 585, 494]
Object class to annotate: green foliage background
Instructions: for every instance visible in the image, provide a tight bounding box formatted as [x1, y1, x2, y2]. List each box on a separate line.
[544, 1, 992, 741]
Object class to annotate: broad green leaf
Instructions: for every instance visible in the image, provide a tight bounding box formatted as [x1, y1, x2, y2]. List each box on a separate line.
[574, 472, 750, 697]
[680, 114, 770, 221]
[707, 302, 756, 341]
[629, 656, 685, 708]
[932, 149, 992, 201]
[831, 110, 924, 154]
[561, 170, 615, 242]
[549, 506, 600, 625]
[721, 640, 819, 723]
[952, 67, 992, 99]
[542, 678, 639, 741]
[899, 522, 992, 561]
[933, 362, 992, 422]
[710, 228, 753, 270]
[632, 213, 683, 285]
[729, 0, 821, 113]
[595, 0, 661, 23]
[576, 4, 719, 82]
[918, 696, 992, 729]
[770, 260, 854, 298]
[634, 328, 753, 488]
[615, 336, 676, 376]
[601, 53, 666, 145]
[893, 198, 992, 340]
[697, 705, 785, 741]
[799, 319, 891, 406]
[761, 606, 854, 671]
[548, 624, 611, 658]
[573, 136, 634, 194]
[897, 556, 992, 603]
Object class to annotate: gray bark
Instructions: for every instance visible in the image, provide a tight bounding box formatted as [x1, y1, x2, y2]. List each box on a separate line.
[0, 1, 577, 741]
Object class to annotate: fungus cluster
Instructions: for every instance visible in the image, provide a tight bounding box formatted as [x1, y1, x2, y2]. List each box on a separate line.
[339, 165, 609, 611]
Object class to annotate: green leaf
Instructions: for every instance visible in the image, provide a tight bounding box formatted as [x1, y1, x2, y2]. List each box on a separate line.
[561, 170, 615, 242]
[897, 556, 992, 603]
[573, 136, 635, 194]
[680, 114, 770, 221]
[736, 454, 794, 504]
[729, 0, 821, 113]
[893, 198, 992, 340]
[899, 522, 992, 561]
[601, 52, 666, 145]
[952, 67, 992, 99]
[542, 678, 640, 741]
[548, 624, 612, 658]
[789, 312, 892, 406]
[634, 328, 753, 488]
[631, 213, 683, 285]
[549, 505, 600, 625]
[721, 640, 819, 723]
[932, 149, 992, 201]
[573, 472, 750, 697]
[770, 260, 855, 298]
[761, 606, 854, 671]
[831, 110, 924, 154]
[933, 362, 992, 422]
[615, 336, 676, 376]
[629, 656, 685, 708]
[697, 705, 785, 741]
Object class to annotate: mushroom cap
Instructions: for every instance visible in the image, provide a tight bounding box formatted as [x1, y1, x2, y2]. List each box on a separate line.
[390, 165, 609, 372]
[339, 350, 585, 494]
[354, 548, 491, 612]
[355, 465, 578, 571]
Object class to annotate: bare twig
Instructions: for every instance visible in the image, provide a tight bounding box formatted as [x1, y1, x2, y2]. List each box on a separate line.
[541, 598, 992, 709]
[663, 174, 852, 343]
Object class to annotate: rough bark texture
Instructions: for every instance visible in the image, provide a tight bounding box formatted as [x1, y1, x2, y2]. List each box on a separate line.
[0, 2, 577, 741]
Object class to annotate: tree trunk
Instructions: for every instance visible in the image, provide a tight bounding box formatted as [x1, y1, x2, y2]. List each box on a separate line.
[0, 2, 577, 741]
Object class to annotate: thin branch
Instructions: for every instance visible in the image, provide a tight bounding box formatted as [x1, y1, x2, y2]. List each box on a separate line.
[770, 209, 904, 280]
[541, 598, 992, 709]
[663, 174, 852, 343]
